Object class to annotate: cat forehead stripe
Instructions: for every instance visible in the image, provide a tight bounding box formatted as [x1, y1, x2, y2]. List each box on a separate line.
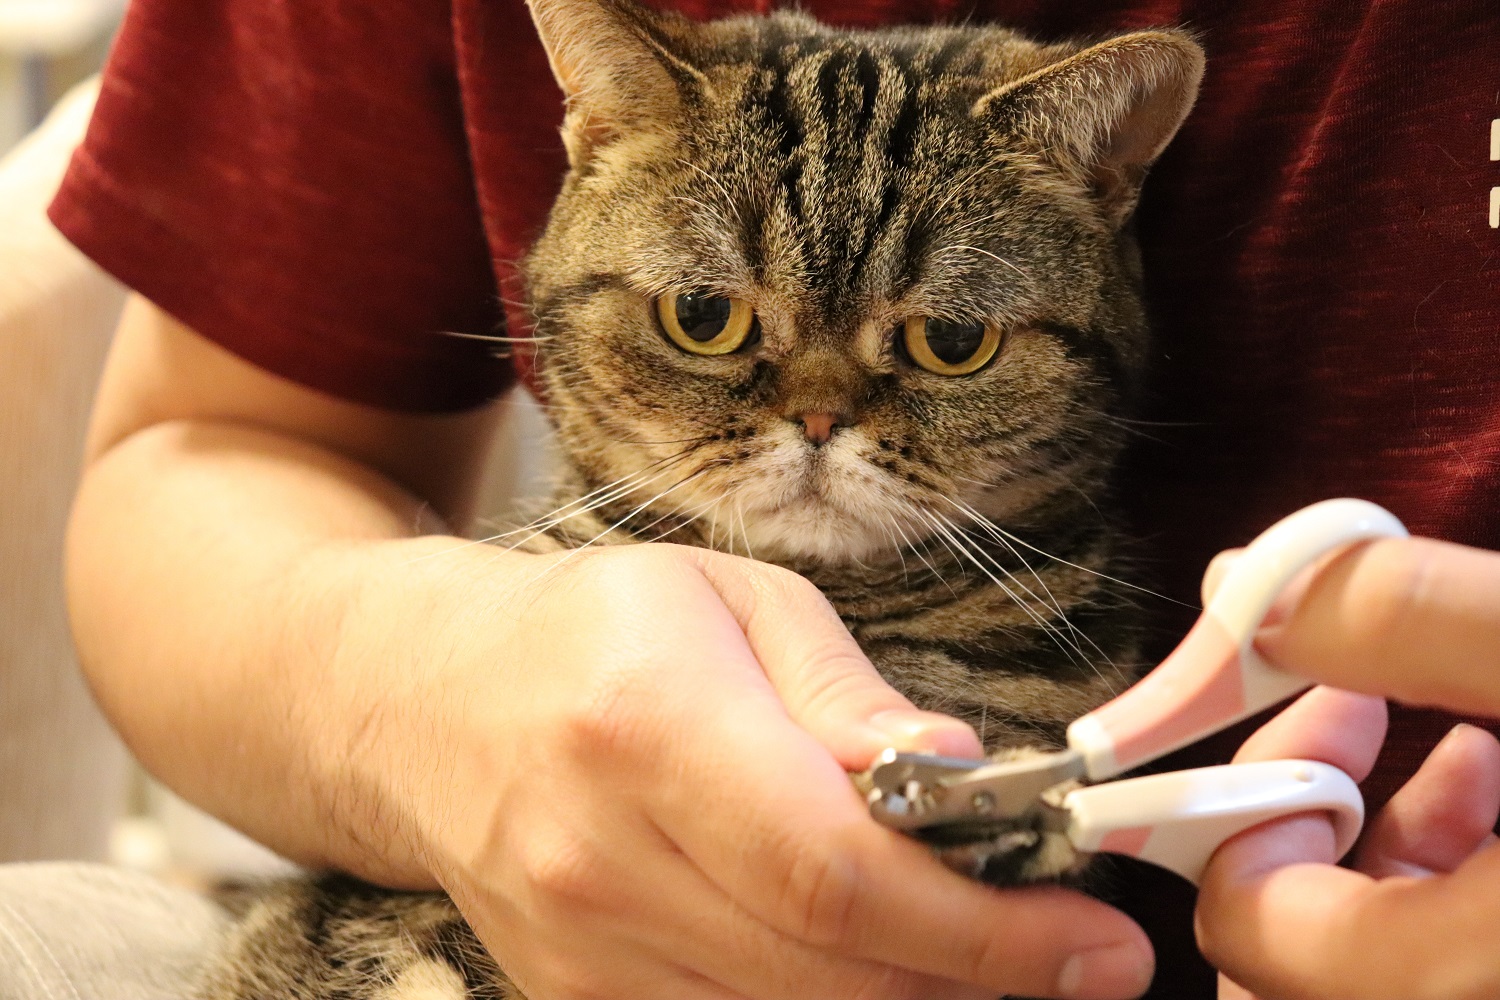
[735, 35, 950, 301]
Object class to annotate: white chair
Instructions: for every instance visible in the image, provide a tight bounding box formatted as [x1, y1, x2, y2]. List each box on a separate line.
[0, 76, 129, 862]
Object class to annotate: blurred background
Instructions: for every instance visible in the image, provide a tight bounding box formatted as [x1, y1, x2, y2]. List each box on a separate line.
[0, 0, 554, 886]
[0, 0, 306, 886]
[0, 0, 121, 155]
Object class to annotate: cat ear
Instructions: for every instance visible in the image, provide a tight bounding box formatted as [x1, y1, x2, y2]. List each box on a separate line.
[975, 31, 1204, 226]
[526, 0, 709, 166]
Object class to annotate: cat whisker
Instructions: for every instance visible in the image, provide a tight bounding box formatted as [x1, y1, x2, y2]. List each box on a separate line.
[733, 498, 756, 562]
[949, 500, 1197, 609]
[947, 526, 1121, 697]
[635, 491, 723, 546]
[605, 433, 725, 446]
[887, 512, 958, 597]
[675, 158, 746, 228]
[942, 496, 1116, 672]
[914, 507, 1095, 673]
[416, 470, 661, 565]
[502, 459, 697, 553]
[918, 148, 1014, 223]
[519, 458, 685, 531]
[476, 447, 703, 554]
[932, 243, 1029, 279]
[519, 462, 725, 586]
[438, 330, 557, 344]
[1103, 415, 1208, 429]
[874, 518, 911, 588]
[917, 508, 1074, 651]
[1089, 411, 1171, 445]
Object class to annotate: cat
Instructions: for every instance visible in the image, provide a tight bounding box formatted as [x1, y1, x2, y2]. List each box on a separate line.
[196, 0, 1202, 996]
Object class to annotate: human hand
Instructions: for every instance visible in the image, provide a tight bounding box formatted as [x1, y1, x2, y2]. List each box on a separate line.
[350, 540, 1155, 1000]
[1194, 537, 1500, 1000]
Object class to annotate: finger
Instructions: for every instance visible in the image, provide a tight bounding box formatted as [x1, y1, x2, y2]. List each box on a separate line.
[548, 806, 989, 1000]
[1216, 973, 1257, 1000]
[613, 551, 1149, 999]
[659, 700, 1152, 1000]
[455, 853, 756, 1000]
[1203, 546, 1348, 630]
[1198, 687, 1387, 927]
[1232, 685, 1388, 782]
[1191, 689, 1388, 992]
[1254, 536, 1500, 716]
[1199, 835, 1500, 1000]
[689, 547, 981, 767]
[466, 782, 949, 1000]
[1200, 548, 1242, 606]
[1354, 723, 1500, 878]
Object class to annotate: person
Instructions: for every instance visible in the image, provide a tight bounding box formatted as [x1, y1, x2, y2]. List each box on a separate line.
[19, 0, 1496, 998]
[1194, 542, 1500, 1000]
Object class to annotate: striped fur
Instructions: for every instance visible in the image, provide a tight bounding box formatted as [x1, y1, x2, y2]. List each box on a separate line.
[199, 2, 1201, 997]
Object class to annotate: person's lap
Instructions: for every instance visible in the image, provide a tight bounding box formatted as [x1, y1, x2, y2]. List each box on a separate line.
[0, 862, 227, 1000]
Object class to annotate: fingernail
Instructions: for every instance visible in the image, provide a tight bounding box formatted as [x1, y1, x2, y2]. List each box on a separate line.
[1057, 942, 1154, 1000]
[1437, 723, 1479, 751]
[868, 709, 980, 756]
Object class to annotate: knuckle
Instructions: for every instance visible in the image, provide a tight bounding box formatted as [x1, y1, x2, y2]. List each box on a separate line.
[518, 832, 608, 907]
[771, 831, 864, 947]
[555, 654, 667, 764]
[796, 652, 892, 709]
[610, 541, 699, 582]
[548, 542, 683, 603]
[560, 669, 650, 759]
[755, 561, 828, 608]
[956, 926, 1012, 986]
[1352, 540, 1434, 641]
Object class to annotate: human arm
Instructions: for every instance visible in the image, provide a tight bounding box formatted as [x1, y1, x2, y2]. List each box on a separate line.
[1194, 539, 1500, 1000]
[68, 294, 1154, 1000]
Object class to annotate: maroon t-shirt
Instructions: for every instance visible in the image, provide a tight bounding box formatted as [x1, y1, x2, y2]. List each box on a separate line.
[49, 1, 1500, 995]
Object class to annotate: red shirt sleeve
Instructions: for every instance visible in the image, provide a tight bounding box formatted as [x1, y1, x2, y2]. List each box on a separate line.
[49, 0, 512, 412]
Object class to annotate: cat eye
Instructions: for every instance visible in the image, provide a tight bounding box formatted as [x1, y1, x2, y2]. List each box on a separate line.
[657, 291, 758, 355]
[901, 316, 1006, 375]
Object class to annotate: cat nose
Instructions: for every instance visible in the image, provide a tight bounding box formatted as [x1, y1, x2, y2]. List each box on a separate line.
[796, 412, 843, 446]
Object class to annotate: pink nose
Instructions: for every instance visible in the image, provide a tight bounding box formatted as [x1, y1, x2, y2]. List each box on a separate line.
[798, 412, 839, 445]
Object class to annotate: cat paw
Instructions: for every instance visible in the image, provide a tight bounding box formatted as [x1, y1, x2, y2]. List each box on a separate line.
[932, 746, 1089, 886]
[931, 822, 1087, 886]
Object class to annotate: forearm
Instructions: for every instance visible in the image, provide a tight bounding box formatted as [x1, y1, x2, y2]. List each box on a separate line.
[67, 416, 526, 886]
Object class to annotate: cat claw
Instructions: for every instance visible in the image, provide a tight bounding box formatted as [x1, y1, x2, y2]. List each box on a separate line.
[862, 746, 1084, 833]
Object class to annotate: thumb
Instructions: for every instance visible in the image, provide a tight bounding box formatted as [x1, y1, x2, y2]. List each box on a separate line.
[690, 548, 982, 769]
[1199, 825, 1500, 1000]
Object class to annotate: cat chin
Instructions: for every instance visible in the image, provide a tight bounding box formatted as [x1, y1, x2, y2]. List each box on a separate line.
[731, 505, 898, 565]
[712, 434, 921, 565]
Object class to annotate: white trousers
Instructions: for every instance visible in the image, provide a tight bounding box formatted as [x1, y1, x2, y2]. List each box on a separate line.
[0, 863, 227, 1000]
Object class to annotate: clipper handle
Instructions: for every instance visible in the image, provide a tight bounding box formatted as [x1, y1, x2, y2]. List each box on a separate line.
[1062, 759, 1364, 886]
[1066, 499, 1407, 779]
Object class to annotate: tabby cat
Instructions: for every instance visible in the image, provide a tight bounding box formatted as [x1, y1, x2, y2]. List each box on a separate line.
[197, 0, 1202, 996]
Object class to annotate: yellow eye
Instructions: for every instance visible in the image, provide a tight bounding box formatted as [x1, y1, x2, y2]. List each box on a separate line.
[657, 291, 758, 355]
[902, 316, 1005, 375]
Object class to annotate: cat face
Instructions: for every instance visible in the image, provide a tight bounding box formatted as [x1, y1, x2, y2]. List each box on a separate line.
[524, 0, 1201, 566]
